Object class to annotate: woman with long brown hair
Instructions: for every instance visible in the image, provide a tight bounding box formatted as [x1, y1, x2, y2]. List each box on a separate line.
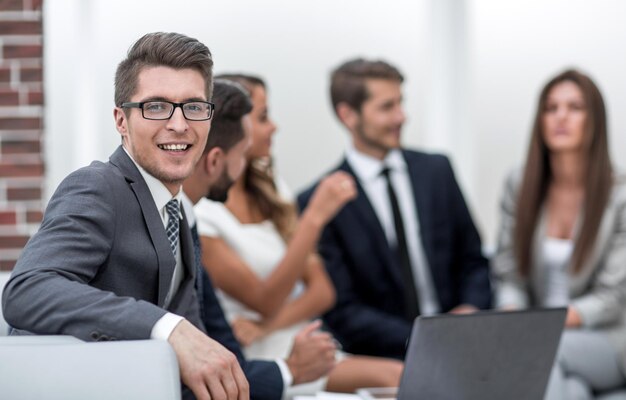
[194, 74, 403, 396]
[492, 69, 626, 398]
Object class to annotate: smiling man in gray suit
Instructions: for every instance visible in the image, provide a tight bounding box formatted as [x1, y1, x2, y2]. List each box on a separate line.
[2, 32, 248, 400]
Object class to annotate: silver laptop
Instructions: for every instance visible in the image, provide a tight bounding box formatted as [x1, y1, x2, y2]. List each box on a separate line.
[395, 308, 566, 400]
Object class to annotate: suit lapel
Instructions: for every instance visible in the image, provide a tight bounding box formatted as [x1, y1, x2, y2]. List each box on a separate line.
[179, 207, 196, 287]
[109, 146, 176, 307]
[339, 159, 405, 290]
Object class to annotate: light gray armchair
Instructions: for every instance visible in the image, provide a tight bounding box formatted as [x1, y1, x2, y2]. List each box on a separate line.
[0, 338, 181, 400]
[0, 271, 181, 399]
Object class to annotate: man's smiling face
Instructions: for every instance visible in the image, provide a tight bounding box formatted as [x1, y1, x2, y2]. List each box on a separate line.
[114, 66, 211, 194]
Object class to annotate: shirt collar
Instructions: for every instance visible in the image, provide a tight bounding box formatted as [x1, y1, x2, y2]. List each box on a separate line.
[123, 146, 183, 219]
[345, 142, 407, 183]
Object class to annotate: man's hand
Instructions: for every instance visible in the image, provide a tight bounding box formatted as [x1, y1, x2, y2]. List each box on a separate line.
[168, 319, 249, 400]
[449, 304, 479, 315]
[304, 172, 357, 228]
[285, 320, 337, 385]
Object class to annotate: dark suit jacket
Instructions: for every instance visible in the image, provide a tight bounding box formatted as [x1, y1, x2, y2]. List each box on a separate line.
[2, 146, 208, 399]
[3, 146, 203, 340]
[297, 150, 491, 359]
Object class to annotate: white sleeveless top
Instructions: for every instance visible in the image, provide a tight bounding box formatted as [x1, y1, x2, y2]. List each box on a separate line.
[194, 197, 305, 360]
[535, 237, 574, 307]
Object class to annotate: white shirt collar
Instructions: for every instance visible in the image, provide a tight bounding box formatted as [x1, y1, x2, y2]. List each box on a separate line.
[345, 142, 407, 183]
[123, 146, 183, 220]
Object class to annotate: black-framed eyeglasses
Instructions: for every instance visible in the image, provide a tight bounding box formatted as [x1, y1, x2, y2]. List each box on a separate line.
[121, 101, 215, 121]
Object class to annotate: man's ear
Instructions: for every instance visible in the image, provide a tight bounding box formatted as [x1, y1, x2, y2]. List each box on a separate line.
[205, 147, 224, 178]
[336, 102, 359, 131]
[114, 107, 129, 139]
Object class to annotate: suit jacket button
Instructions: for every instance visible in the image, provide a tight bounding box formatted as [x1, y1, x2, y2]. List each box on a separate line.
[90, 331, 100, 340]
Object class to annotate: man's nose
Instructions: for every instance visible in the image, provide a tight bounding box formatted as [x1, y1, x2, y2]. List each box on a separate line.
[166, 106, 189, 132]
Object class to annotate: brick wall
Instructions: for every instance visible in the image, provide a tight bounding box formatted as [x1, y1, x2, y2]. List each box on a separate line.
[0, 0, 44, 271]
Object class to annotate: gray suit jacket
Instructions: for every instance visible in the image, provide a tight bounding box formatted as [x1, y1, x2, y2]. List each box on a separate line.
[492, 168, 626, 370]
[2, 146, 204, 340]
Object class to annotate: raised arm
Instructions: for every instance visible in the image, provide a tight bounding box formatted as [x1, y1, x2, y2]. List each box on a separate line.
[201, 171, 355, 318]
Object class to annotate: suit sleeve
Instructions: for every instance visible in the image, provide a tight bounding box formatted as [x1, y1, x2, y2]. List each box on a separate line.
[571, 186, 626, 328]
[199, 266, 284, 399]
[439, 156, 492, 309]
[2, 168, 165, 341]
[298, 189, 411, 360]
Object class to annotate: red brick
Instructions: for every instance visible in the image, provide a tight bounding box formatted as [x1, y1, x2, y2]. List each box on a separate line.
[30, 0, 42, 11]
[0, 162, 44, 177]
[0, 235, 29, 248]
[0, 0, 23, 11]
[7, 186, 41, 200]
[1, 140, 41, 154]
[0, 21, 42, 35]
[26, 210, 42, 223]
[3, 45, 42, 59]
[0, 259, 17, 271]
[0, 89, 19, 105]
[20, 67, 42, 82]
[0, 211, 17, 224]
[27, 90, 43, 104]
[0, 67, 10, 82]
[0, 118, 41, 130]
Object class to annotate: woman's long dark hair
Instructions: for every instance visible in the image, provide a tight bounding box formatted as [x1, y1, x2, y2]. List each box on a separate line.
[515, 69, 613, 276]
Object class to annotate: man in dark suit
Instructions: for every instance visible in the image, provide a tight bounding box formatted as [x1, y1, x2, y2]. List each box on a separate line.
[2, 32, 248, 400]
[182, 80, 336, 399]
[298, 58, 492, 360]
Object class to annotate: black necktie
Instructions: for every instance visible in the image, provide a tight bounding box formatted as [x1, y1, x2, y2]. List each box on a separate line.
[381, 167, 420, 320]
[190, 224, 205, 317]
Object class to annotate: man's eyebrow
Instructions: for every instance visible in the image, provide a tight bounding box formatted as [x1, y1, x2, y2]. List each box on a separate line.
[184, 97, 207, 102]
[138, 96, 169, 102]
[137, 96, 207, 102]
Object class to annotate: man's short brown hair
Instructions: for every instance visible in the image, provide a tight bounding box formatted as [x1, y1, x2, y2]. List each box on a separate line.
[204, 79, 253, 154]
[114, 32, 214, 107]
[330, 58, 404, 116]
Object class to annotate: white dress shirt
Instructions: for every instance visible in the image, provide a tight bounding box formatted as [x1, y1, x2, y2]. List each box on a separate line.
[123, 147, 184, 340]
[345, 144, 440, 315]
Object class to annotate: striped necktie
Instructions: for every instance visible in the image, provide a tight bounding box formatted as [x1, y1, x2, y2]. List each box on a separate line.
[165, 199, 180, 257]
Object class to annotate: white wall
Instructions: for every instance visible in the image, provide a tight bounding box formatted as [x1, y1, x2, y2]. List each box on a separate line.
[44, 0, 626, 249]
[44, 0, 430, 194]
[469, 0, 626, 248]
